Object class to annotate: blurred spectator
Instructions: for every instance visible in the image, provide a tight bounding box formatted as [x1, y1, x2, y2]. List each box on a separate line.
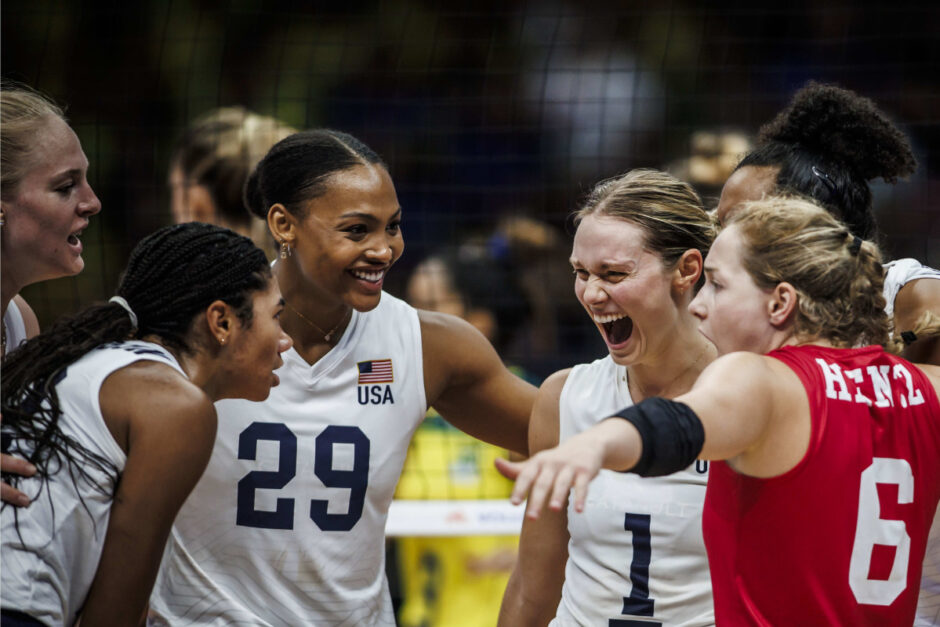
[168, 106, 295, 257]
[394, 243, 535, 627]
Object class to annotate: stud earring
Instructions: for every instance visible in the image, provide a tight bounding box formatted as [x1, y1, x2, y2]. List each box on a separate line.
[280, 241, 291, 259]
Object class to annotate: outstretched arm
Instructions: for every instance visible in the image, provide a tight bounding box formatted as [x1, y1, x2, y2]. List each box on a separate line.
[420, 310, 537, 456]
[498, 352, 803, 519]
[499, 370, 571, 626]
[78, 364, 217, 626]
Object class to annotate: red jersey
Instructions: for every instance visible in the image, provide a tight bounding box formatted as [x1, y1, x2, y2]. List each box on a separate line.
[703, 345, 940, 626]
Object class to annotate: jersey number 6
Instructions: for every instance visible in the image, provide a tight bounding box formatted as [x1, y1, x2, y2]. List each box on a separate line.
[848, 457, 913, 606]
[235, 422, 371, 531]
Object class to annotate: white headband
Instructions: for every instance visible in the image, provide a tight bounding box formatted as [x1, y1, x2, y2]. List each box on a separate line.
[108, 296, 138, 329]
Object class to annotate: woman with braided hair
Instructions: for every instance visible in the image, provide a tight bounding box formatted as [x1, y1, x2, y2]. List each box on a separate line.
[0, 222, 291, 627]
[499, 196, 940, 625]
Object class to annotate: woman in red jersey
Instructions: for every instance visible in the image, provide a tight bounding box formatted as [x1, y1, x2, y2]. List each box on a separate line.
[498, 196, 940, 626]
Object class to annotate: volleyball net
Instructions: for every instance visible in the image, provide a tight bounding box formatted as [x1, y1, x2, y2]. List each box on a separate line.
[5, 1, 939, 537]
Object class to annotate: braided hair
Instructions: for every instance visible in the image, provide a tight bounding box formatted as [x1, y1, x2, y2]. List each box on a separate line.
[1, 222, 271, 513]
[737, 82, 916, 240]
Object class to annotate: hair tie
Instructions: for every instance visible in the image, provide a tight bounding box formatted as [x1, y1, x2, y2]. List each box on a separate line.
[900, 330, 918, 346]
[848, 235, 862, 256]
[109, 296, 138, 329]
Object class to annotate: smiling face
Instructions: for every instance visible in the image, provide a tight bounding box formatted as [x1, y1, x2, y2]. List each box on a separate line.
[221, 277, 292, 401]
[689, 225, 777, 355]
[571, 214, 681, 366]
[287, 164, 403, 312]
[1, 115, 101, 289]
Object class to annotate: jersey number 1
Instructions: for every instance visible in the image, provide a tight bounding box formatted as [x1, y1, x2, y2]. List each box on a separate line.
[610, 513, 662, 627]
[235, 422, 370, 531]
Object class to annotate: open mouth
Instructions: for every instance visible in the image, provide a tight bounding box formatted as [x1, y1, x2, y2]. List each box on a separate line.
[594, 312, 634, 346]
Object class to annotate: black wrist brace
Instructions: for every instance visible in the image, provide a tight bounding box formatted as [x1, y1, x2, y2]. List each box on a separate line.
[610, 397, 705, 477]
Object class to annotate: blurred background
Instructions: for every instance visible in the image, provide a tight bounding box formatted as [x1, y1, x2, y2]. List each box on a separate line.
[4, 0, 939, 378]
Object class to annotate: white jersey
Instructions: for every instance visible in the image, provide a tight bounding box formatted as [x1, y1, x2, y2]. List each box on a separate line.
[3, 298, 28, 354]
[886, 259, 940, 626]
[551, 355, 714, 627]
[1, 341, 182, 627]
[151, 292, 426, 626]
[883, 258, 940, 319]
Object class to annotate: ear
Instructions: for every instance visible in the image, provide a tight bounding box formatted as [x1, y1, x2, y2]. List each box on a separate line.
[767, 282, 798, 328]
[267, 203, 295, 246]
[673, 249, 703, 295]
[204, 299, 235, 347]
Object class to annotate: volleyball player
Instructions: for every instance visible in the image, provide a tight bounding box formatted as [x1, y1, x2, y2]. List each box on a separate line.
[1, 223, 291, 626]
[0, 81, 103, 507]
[0, 81, 101, 358]
[499, 197, 940, 625]
[715, 83, 940, 623]
[148, 129, 536, 625]
[716, 81, 940, 366]
[499, 169, 717, 626]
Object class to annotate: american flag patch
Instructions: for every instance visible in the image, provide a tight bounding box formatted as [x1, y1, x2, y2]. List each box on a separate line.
[358, 359, 394, 384]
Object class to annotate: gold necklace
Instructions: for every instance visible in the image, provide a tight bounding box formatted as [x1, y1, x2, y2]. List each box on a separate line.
[626, 341, 712, 401]
[285, 301, 351, 343]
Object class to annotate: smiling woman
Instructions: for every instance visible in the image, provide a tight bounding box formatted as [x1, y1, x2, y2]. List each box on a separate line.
[0, 82, 102, 358]
[149, 128, 536, 626]
[499, 168, 718, 627]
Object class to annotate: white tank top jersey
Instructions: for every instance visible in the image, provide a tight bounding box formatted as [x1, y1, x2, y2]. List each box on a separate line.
[2, 298, 28, 354]
[885, 259, 940, 627]
[1, 341, 183, 627]
[150, 292, 426, 627]
[552, 355, 714, 627]
[883, 258, 940, 318]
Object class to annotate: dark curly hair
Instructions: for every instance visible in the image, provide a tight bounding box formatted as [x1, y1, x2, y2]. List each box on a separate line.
[736, 81, 916, 239]
[1, 223, 271, 528]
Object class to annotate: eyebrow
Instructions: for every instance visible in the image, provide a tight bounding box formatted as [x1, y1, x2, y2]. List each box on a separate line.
[51, 168, 85, 181]
[338, 208, 402, 222]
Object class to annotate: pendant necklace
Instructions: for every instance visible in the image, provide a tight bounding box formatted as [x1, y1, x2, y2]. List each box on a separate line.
[286, 302, 351, 343]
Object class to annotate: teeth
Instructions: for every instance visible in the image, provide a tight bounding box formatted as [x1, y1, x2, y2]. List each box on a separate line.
[593, 312, 627, 324]
[353, 269, 384, 282]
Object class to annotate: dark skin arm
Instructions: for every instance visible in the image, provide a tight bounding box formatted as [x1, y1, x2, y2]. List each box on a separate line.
[894, 278, 940, 366]
[420, 310, 536, 457]
[78, 362, 217, 627]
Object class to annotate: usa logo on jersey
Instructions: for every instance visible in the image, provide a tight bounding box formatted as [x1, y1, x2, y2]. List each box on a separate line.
[357, 359, 395, 404]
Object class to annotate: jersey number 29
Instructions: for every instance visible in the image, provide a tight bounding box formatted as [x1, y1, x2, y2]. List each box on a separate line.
[235, 422, 370, 531]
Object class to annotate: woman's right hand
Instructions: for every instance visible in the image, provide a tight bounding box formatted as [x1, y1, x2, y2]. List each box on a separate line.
[1, 412, 37, 506]
[1, 453, 36, 506]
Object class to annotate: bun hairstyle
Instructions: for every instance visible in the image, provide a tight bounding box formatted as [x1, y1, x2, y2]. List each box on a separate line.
[244, 129, 385, 220]
[0, 81, 67, 199]
[729, 196, 897, 351]
[575, 168, 716, 280]
[171, 107, 296, 230]
[737, 82, 916, 239]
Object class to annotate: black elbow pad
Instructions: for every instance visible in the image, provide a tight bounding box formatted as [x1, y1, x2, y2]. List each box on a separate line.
[610, 398, 705, 477]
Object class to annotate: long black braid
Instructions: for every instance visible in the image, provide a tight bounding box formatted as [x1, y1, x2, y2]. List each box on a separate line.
[1, 223, 270, 525]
